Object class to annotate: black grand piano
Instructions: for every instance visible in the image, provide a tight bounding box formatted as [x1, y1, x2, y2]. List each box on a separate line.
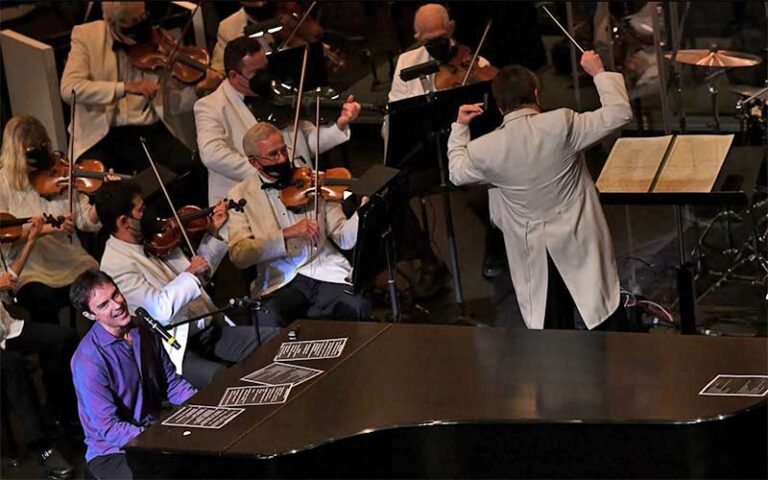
[126, 321, 767, 478]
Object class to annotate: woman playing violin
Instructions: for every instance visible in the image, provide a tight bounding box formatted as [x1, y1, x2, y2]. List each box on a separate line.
[0, 115, 101, 325]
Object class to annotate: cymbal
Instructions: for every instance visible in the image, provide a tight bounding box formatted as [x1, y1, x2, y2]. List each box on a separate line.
[665, 49, 762, 68]
[730, 85, 768, 102]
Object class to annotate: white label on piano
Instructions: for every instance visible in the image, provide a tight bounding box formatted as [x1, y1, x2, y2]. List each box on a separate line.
[241, 362, 323, 387]
[218, 384, 293, 407]
[274, 338, 348, 362]
[161, 405, 245, 429]
[699, 374, 768, 397]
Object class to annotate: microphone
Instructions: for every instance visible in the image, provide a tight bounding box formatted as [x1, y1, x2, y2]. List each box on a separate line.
[135, 307, 181, 350]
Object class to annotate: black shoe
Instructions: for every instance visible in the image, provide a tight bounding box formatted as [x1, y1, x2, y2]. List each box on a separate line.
[38, 448, 74, 480]
[482, 253, 507, 279]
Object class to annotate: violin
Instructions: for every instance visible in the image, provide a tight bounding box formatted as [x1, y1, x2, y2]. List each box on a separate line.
[126, 26, 224, 97]
[279, 167, 356, 210]
[0, 213, 65, 244]
[434, 43, 499, 91]
[144, 198, 247, 258]
[29, 152, 131, 198]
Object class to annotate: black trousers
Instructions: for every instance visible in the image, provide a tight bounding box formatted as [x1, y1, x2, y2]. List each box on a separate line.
[543, 252, 634, 332]
[1, 321, 79, 448]
[257, 275, 372, 328]
[15, 283, 72, 326]
[181, 324, 277, 389]
[88, 453, 133, 480]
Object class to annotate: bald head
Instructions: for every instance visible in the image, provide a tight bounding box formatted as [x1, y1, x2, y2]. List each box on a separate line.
[413, 4, 454, 42]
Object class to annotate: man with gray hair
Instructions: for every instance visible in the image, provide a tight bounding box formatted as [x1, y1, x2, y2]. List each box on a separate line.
[60, 1, 204, 202]
[226, 122, 370, 327]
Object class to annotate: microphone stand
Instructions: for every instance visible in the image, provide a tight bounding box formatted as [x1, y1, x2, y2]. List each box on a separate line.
[162, 296, 267, 343]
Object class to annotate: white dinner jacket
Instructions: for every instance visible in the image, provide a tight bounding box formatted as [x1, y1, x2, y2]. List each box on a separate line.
[194, 79, 350, 204]
[59, 20, 195, 161]
[100, 235, 231, 374]
[448, 72, 633, 330]
[211, 8, 272, 72]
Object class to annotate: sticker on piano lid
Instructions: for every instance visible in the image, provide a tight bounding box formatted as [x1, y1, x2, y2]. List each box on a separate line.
[699, 374, 768, 397]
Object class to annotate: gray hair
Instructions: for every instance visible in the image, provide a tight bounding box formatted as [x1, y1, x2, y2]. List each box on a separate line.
[242, 122, 281, 156]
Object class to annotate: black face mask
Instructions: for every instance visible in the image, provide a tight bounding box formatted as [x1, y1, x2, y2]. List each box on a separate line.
[424, 36, 455, 64]
[121, 19, 152, 44]
[248, 68, 273, 97]
[243, 4, 277, 20]
[25, 143, 53, 170]
[261, 160, 293, 188]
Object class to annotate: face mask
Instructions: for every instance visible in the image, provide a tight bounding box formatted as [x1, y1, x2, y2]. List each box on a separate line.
[248, 68, 273, 97]
[243, 4, 277, 20]
[25, 143, 53, 170]
[261, 160, 293, 188]
[425, 36, 455, 63]
[121, 19, 152, 44]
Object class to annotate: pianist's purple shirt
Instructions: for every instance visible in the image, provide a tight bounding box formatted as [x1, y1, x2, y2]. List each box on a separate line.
[71, 320, 196, 462]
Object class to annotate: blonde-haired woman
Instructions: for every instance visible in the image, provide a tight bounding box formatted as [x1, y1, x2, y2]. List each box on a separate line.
[0, 115, 100, 325]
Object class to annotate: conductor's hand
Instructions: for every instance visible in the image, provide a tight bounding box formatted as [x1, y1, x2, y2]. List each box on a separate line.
[283, 219, 320, 244]
[185, 256, 211, 278]
[456, 103, 484, 125]
[336, 95, 361, 130]
[125, 80, 159, 100]
[580, 50, 605, 77]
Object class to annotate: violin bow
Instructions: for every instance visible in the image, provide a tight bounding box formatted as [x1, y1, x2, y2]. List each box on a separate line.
[67, 89, 77, 244]
[288, 44, 310, 167]
[278, 1, 318, 51]
[138, 136, 196, 256]
[461, 20, 492, 87]
[313, 96, 321, 240]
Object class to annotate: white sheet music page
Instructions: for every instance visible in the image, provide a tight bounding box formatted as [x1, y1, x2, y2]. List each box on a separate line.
[654, 134, 733, 193]
[596, 135, 673, 193]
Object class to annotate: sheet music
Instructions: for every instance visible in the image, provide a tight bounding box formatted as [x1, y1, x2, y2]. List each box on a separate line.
[654, 135, 733, 193]
[596, 135, 673, 192]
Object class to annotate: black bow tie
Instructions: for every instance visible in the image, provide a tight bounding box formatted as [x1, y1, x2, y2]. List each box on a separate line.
[112, 40, 130, 52]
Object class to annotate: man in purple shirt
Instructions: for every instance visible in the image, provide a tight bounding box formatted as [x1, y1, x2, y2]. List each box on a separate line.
[69, 270, 196, 480]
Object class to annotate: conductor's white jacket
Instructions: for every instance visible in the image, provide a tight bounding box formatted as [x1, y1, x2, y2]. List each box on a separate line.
[448, 72, 632, 329]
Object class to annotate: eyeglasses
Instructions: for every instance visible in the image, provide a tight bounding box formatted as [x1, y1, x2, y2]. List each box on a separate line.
[254, 146, 289, 162]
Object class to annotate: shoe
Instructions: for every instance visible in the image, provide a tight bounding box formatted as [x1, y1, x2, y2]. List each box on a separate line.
[413, 261, 450, 300]
[38, 448, 74, 480]
[482, 253, 507, 279]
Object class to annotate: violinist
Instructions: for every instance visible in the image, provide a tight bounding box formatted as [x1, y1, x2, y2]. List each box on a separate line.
[195, 35, 360, 204]
[387, 3, 507, 288]
[0, 115, 100, 327]
[227, 123, 371, 328]
[94, 181, 276, 389]
[59, 1, 203, 202]
[211, 1, 277, 72]
[1, 216, 78, 479]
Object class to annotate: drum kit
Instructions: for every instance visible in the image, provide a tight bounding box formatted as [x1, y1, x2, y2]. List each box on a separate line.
[664, 46, 766, 143]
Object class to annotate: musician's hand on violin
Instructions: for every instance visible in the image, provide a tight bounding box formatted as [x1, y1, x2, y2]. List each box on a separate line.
[185, 256, 211, 279]
[208, 200, 229, 237]
[0, 273, 15, 292]
[105, 168, 122, 183]
[43, 214, 74, 235]
[336, 95, 361, 130]
[26, 216, 45, 243]
[125, 80, 160, 100]
[580, 50, 605, 77]
[456, 103, 484, 125]
[283, 219, 320, 244]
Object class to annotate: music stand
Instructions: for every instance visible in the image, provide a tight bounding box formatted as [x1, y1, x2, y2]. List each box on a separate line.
[386, 79, 501, 320]
[347, 164, 405, 322]
[266, 41, 327, 90]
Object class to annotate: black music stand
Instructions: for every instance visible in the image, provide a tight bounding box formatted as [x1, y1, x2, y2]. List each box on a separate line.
[386, 80, 501, 321]
[266, 41, 327, 90]
[347, 164, 404, 322]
